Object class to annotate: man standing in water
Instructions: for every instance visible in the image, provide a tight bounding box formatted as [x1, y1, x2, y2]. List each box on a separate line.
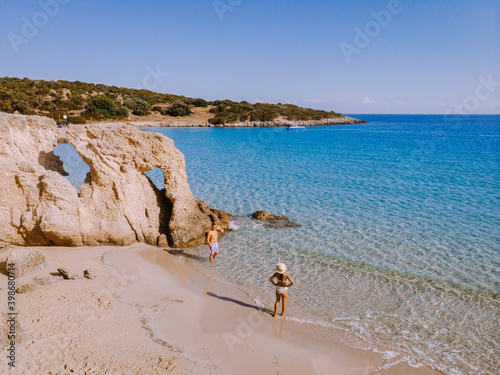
[207, 224, 224, 261]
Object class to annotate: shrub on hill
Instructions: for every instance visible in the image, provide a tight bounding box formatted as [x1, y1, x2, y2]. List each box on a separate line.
[166, 102, 192, 117]
[67, 116, 86, 124]
[208, 117, 225, 125]
[11, 99, 34, 115]
[132, 99, 151, 116]
[85, 97, 128, 119]
[192, 98, 208, 107]
[136, 94, 156, 106]
[152, 106, 169, 115]
[116, 106, 129, 118]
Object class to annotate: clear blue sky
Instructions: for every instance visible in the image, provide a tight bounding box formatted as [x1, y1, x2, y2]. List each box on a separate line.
[1, 0, 499, 114]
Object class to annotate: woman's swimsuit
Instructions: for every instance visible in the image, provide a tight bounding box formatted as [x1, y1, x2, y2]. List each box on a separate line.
[276, 286, 288, 294]
[276, 273, 288, 294]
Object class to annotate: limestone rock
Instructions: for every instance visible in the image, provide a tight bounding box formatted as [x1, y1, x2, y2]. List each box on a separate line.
[0, 113, 57, 163]
[252, 211, 275, 221]
[37, 171, 82, 246]
[67, 125, 229, 247]
[0, 113, 64, 246]
[251, 211, 301, 229]
[157, 234, 169, 248]
[83, 269, 96, 280]
[0, 113, 230, 248]
[5, 248, 47, 277]
[57, 268, 78, 280]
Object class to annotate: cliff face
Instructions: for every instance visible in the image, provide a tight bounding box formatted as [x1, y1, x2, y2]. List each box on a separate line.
[0, 113, 229, 248]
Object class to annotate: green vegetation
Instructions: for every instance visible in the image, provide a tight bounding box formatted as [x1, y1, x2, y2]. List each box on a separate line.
[0, 77, 190, 122]
[153, 102, 192, 117]
[131, 99, 151, 116]
[0, 77, 342, 124]
[85, 97, 129, 120]
[207, 100, 340, 124]
[191, 98, 208, 107]
[165, 102, 192, 117]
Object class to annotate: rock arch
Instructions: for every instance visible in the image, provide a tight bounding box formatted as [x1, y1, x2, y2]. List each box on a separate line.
[0, 114, 229, 248]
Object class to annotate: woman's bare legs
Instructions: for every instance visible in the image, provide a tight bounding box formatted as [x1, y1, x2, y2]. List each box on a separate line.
[281, 290, 288, 316]
[273, 292, 281, 317]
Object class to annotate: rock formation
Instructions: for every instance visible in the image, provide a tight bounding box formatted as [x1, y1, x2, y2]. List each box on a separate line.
[251, 211, 301, 228]
[4, 248, 48, 277]
[0, 113, 229, 248]
[57, 268, 78, 280]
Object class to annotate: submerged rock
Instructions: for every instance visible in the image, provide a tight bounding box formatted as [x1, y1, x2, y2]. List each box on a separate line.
[251, 211, 301, 228]
[0, 113, 230, 248]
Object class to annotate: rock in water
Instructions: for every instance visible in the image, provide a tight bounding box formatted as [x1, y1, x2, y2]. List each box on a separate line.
[251, 211, 301, 228]
[252, 211, 275, 221]
[0, 113, 230, 248]
[5, 248, 47, 277]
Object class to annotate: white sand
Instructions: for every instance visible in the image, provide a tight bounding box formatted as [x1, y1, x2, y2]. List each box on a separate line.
[0, 244, 442, 374]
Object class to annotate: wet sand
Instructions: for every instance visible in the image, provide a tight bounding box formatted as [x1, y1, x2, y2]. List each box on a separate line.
[0, 244, 442, 374]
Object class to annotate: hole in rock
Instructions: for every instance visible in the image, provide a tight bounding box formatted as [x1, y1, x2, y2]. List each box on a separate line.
[144, 167, 164, 190]
[52, 143, 90, 193]
[144, 168, 172, 244]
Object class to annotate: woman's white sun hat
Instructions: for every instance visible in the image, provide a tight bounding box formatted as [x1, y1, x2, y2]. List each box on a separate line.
[276, 263, 287, 274]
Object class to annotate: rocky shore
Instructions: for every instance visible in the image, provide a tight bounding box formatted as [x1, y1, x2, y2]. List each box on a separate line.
[128, 115, 366, 128]
[1, 113, 310, 249]
[0, 113, 230, 248]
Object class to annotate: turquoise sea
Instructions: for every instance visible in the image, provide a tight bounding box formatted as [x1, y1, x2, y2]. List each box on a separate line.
[56, 115, 500, 374]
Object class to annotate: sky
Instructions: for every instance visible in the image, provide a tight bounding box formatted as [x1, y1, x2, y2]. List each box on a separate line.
[0, 0, 499, 114]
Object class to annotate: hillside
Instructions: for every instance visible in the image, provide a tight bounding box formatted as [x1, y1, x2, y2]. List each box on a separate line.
[0, 77, 348, 125]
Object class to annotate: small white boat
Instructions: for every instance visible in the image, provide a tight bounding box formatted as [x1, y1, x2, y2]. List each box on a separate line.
[287, 125, 306, 130]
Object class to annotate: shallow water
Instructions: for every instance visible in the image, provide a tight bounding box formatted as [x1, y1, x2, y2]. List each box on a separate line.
[55, 115, 500, 374]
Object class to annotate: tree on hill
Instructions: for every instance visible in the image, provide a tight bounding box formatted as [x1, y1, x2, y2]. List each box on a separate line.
[85, 97, 129, 120]
[132, 99, 151, 116]
[166, 102, 192, 117]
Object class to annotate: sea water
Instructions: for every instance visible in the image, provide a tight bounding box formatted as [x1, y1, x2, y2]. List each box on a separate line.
[55, 115, 500, 374]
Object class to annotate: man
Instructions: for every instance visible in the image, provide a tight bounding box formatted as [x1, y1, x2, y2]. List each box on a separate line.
[207, 224, 224, 261]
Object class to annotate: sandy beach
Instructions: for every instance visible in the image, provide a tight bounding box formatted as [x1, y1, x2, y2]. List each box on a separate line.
[1, 244, 442, 374]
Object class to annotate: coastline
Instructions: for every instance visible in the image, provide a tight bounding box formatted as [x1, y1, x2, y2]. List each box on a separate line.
[55, 116, 367, 144]
[1, 244, 441, 374]
[127, 115, 367, 128]
[64, 115, 367, 130]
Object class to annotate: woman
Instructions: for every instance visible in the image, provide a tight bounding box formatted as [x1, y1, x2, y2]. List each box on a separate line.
[269, 263, 294, 317]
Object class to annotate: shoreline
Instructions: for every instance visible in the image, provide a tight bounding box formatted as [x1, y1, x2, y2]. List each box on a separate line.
[56, 116, 367, 144]
[60, 115, 367, 129]
[0, 244, 441, 374]
[127, 115, 367, 128]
